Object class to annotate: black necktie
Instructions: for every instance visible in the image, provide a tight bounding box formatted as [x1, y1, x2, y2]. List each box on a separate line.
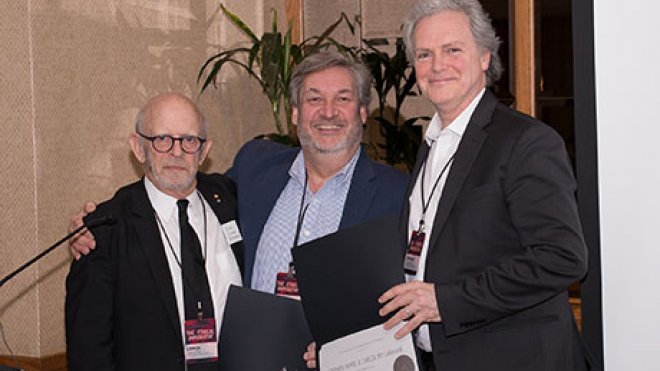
[177, 199, 215, 321]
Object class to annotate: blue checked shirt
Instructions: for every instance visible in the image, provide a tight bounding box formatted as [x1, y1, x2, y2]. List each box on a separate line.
[251, 149, 361, 293]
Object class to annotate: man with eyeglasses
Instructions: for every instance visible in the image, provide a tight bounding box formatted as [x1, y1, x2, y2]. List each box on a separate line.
[65, 92, 243, 371]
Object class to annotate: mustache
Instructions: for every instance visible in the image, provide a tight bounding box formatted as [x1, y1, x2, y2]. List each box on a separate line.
[153, 156, 192, 169]
[311, 117, 348, 127]
[163, 159, 189, 167]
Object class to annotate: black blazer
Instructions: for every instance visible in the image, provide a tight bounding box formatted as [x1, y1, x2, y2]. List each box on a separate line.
[405, 91, 593, 370]
[65, 173, 243, 371]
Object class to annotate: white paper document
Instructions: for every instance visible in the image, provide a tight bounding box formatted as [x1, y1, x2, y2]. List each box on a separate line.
[319, 322, 419, 371]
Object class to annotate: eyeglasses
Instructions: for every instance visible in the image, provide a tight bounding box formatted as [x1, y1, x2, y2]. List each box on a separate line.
[137, 131, 206, 154]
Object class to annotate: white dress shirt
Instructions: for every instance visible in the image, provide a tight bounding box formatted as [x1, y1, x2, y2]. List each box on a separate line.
[407, 89, 485, 351]
[144, 177, 242, 344]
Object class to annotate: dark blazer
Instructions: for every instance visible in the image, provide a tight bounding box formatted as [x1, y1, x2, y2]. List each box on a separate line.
[405, 91, 592, 370]
[227, 140, 409, 286]
[65, 173, 243, 371]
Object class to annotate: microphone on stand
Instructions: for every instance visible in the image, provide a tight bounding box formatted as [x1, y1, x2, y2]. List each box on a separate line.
[0, 214, 115, 288]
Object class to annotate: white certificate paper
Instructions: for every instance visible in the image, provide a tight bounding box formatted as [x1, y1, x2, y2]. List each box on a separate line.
[319, 322, 419, 371]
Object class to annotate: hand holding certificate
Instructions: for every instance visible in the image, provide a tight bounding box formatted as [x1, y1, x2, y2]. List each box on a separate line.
[379, 280, 442, 339]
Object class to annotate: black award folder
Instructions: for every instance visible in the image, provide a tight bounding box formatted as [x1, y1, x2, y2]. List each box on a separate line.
[291, 216, 406, 346]
[218, 285, 313, 370]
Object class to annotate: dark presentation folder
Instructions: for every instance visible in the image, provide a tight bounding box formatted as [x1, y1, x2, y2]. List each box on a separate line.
[292, 216, 406, 346]
[218, 285, 313, 370]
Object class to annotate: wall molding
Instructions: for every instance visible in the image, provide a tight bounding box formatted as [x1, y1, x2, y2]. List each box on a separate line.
[0, 353, 66, 371]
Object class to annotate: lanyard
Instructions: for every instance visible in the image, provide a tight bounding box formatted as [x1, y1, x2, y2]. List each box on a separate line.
[293, 173, 310, 250]
[285, 173, 311, 278]
[417, 146, 456, 232]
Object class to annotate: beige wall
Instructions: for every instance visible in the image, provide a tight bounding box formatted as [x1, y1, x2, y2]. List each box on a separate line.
[0, 0, 282, 358]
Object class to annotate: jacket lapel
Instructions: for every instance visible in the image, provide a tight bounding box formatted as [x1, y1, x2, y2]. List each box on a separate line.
[197, 177, 235, 225]
[130, 182, 182, 342]
[247, 154, 294, 240]
[340, 148, 377, 228]
[427, 92, 497, 253]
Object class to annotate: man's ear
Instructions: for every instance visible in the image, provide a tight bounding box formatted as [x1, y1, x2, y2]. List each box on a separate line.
[129, 133, 146, 164]
[480, 50, 491, 72]
[292, 106, 299, 126]
[199, 139, 213, 165]
[360, 106, 368, 125]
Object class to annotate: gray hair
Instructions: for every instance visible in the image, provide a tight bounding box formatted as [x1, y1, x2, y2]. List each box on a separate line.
[403, 0, 503, 85]
[289, 51, 372, 108]
[134, 93, 209, 137]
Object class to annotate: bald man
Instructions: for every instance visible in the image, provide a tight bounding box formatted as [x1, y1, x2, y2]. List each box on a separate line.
[65, 93, 243, 371]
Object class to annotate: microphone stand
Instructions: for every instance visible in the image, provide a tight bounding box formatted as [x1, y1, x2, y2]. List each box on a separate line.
[0, 224, 86, 288]
[0, 216, 112, 371]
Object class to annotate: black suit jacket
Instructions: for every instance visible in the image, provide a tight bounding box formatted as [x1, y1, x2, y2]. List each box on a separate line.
[65, 173, 243, 371]
[405, 91, 593, 370]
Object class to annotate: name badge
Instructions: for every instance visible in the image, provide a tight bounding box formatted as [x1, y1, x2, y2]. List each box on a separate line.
[184, 318, 218, 364]
[222, 220, 243, 245]
[404, 230, 425, 275]
[275, 272, 300, 300]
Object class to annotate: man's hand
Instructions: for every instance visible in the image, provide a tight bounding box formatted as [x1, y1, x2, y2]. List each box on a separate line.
[378, 281, 441, 339]
[303, 341, 316, 369]
[68, 202, 98, 260]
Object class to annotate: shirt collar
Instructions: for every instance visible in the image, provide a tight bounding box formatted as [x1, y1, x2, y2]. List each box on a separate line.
[144, 176, 200, 221]
[425, 88, 486, 145]
[289, 147, 362, 188]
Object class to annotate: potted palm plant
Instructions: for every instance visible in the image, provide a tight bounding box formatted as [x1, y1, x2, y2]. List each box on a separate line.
[198, 4, 355, 146]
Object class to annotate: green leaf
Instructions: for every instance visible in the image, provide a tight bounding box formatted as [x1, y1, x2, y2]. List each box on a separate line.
[260, 32, 284, 98]
[199, 55, 262, 94]
[271, 8, 278, 32]
[289, 44, 303, 65]
[248, 43, 260, 70]
[400, 69, 417, 100]
[308, 12, 351, 47]
[198, 48, 252, 80]
[283, 27, 292, 80]
[220, 3, 259, 43]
